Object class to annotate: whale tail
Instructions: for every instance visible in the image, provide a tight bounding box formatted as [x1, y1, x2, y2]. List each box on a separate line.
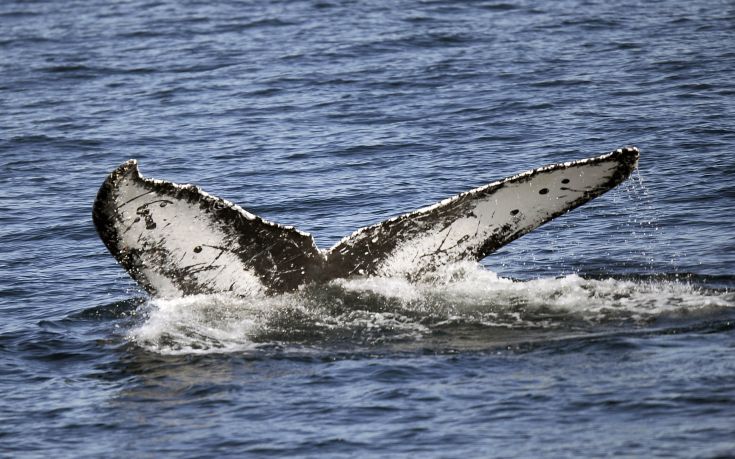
[93, 147, 640, 297]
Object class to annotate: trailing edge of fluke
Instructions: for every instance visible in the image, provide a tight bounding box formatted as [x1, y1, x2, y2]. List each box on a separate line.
[93, 146, 640, 297]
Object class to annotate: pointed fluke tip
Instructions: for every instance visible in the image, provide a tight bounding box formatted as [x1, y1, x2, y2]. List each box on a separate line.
[612, 145, 640, 172]
[615, 145, 640, 160]
[118, 158, 139, 172]
[107, 159, 141, 182]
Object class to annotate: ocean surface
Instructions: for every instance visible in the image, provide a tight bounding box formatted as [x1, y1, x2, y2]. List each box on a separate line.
[1, 0, 734, 457]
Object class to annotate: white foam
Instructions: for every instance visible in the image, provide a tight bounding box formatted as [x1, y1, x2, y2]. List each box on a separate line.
[128, 263, 735, 354]
[129, 293, 270, 354]
[333, 276, 423, 302]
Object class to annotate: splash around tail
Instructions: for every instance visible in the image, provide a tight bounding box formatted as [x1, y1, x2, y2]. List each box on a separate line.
[126, 262, 734, 355]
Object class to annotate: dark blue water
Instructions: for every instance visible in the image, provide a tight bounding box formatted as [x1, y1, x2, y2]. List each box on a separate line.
[2, 0, 734, 457]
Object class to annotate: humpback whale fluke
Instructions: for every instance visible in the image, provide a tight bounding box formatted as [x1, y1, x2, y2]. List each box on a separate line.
[93, 146, 640, 297]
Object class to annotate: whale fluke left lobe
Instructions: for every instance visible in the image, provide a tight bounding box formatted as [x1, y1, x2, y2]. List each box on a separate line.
[93, 160, 324, 297]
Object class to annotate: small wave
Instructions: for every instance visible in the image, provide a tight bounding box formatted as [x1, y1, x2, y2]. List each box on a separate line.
[128, 263, 735, 355]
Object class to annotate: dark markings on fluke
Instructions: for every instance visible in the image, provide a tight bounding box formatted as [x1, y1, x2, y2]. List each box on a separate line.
[93, 147, 640, 297]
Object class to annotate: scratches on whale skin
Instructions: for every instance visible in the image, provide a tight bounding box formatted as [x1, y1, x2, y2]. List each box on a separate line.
[178, 262, 218, 276]
[119, 190, 155, 207]
[93, 147, 640, 297]
[436, 225, 455, 252]
[206, 246, 227, 265]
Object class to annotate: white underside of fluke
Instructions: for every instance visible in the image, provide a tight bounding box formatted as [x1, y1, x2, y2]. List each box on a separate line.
[115, 177, 267, 297]
[372, 158, 621, 277]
